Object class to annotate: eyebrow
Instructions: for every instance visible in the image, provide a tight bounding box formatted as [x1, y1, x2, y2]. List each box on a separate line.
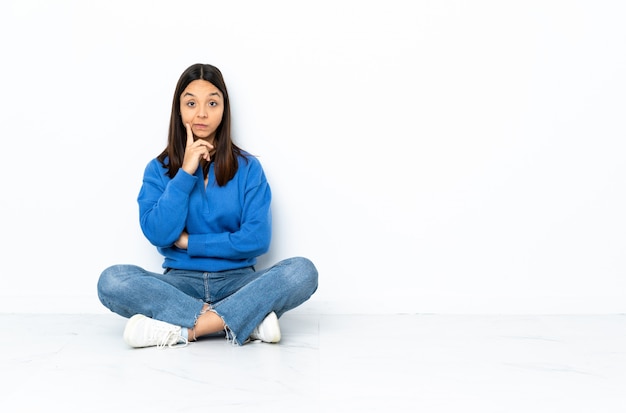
[182, 92, 222, 98]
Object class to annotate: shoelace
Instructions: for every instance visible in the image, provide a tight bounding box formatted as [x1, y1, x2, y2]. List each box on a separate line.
[155, 329, 188, 349]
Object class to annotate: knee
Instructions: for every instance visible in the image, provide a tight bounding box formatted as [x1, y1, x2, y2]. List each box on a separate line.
[97, 264, 138, 300]
[97, 265, 118, 301]
[285, 256, 318, 293]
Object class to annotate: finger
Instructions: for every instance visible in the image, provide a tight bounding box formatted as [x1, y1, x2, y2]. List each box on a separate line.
[195, 139, 214, 152]
[185, 123, 193, 147]
[200, 143, 213, 161]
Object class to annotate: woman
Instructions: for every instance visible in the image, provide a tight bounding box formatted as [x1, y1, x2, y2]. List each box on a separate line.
[97, 63, 318, 348]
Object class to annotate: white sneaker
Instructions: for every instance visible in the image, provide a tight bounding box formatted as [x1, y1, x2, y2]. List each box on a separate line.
[123, 314, 188, 349]
[249, 312, 281, 343]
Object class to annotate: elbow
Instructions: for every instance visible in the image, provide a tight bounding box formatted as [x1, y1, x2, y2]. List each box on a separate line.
[141, 227, 179, 249]
[256, 234, 271, 256]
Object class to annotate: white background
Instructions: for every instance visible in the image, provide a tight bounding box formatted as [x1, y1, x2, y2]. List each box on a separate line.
[0, 0, 624, 314]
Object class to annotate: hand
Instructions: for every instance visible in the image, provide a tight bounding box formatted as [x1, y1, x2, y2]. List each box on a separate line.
[175, 231, 189, 249]
[181, 123, 214, 175]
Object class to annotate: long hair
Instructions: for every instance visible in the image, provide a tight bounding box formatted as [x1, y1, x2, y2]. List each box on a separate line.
[157, 63, 244, 186]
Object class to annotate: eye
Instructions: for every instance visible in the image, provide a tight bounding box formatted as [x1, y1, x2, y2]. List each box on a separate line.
[209, 101, 218, 107]
[186, 101, 196, 107]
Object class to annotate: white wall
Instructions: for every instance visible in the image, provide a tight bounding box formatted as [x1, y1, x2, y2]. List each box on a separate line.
[1, 0, 624, 314]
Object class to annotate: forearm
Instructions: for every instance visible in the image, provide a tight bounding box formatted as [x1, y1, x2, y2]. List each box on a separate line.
[139, 168, 196, 247]
[187, 226, 271, 259]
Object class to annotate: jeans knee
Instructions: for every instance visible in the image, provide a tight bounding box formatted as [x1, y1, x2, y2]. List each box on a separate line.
[97, 264, 137, 303]
[97, 266, 117, 303]
[287, 256, 318, 294]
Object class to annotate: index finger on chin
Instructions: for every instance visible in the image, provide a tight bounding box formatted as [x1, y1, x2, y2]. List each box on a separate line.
[185, 123, 193, 147]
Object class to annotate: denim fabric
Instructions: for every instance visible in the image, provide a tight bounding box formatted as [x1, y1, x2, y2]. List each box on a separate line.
[97, 257, 318, 345]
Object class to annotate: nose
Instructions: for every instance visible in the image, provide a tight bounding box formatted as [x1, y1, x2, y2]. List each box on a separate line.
[198, 105, 209, 118]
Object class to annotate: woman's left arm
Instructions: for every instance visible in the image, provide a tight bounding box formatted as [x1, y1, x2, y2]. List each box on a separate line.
[186, 159, 272, 259]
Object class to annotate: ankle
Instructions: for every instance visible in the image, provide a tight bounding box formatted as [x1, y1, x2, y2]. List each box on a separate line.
[188, 327, 198, 342]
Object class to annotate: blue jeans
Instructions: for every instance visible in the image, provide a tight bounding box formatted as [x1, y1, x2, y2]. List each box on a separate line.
[97, 257, 318, 345]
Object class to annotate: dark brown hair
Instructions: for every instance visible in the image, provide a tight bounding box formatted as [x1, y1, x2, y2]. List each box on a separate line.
[157, 63, 244, 186]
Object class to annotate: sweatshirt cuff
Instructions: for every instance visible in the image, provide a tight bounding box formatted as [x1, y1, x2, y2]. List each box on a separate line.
[171, 169, 197, 193]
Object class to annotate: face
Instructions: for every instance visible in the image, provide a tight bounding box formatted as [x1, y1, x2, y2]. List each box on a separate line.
[180, 79, 224, 143]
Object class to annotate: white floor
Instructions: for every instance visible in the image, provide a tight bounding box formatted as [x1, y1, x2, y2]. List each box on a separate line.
[2, 313, 626, 412]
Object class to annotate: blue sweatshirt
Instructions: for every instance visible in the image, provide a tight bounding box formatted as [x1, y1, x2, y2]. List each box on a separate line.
[137, 154, 272, 272]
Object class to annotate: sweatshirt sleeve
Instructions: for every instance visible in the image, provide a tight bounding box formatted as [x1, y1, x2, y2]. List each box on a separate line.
[137, 160, 198, 248]
[186, 158, 272, 260]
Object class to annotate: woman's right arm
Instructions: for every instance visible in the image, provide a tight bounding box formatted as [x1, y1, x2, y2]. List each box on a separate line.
[137, 160, 197, 248]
